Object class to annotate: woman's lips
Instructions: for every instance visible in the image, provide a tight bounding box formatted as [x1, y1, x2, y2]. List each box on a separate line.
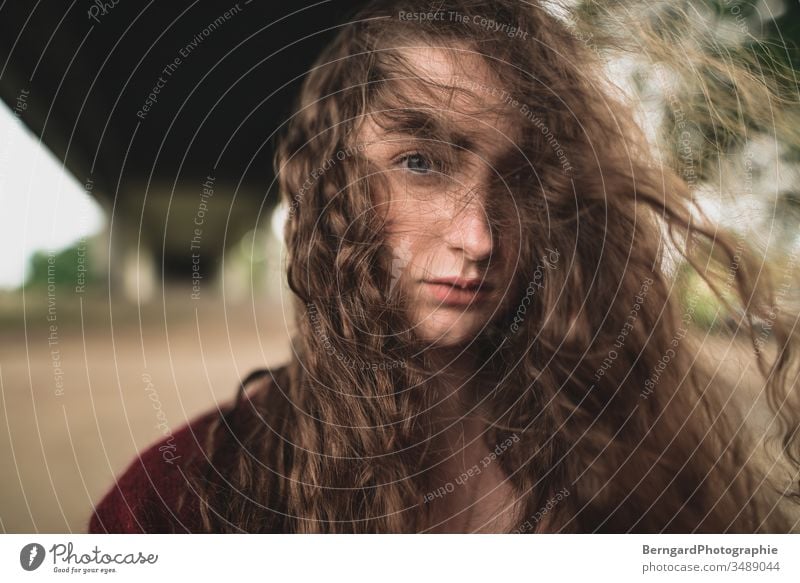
[423, 278, 492, 306]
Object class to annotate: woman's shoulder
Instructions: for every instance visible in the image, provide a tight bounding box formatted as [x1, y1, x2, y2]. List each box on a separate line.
[88, 407, 221, 533]
[88, 368, 278, 533]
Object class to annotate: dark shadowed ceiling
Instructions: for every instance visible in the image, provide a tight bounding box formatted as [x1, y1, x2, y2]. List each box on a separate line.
[0, 0, 370, 198]
[0, 0, 368, 280]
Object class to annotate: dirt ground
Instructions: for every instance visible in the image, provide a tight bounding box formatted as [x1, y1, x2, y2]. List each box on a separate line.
[0, 287, 293, 533]
[0, 287, 793, 532]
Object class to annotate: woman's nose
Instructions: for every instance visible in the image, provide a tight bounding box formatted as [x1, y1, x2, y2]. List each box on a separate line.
[441, 191, 494, 262]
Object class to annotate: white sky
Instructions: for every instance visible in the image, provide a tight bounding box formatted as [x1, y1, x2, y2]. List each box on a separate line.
[0, 100, 105, 289]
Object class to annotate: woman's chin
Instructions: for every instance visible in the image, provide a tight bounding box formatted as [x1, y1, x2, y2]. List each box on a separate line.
[415, 319, 487, 349]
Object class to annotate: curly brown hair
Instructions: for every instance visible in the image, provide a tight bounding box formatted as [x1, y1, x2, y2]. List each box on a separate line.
[184, 0, 800, 533]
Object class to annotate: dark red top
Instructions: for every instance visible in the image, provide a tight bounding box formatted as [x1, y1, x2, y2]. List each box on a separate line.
[88, 368, 276, 533]
[88, 406, 226, 533]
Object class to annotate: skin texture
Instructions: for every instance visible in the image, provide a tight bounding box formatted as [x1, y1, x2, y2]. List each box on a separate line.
[356, 46, 524, 532]
[358, 46, 522, 350]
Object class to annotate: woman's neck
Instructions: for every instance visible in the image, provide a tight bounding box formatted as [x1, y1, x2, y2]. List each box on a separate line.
[425, 343, 481, 400]
[423, 344, 494, 472]
[419, 346, 521, 532]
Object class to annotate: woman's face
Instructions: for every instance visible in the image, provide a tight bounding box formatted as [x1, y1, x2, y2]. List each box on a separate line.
[358, 46, 521, 347]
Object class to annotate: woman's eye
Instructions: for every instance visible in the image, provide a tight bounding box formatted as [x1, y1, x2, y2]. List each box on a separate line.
[399, 153, 436, 175]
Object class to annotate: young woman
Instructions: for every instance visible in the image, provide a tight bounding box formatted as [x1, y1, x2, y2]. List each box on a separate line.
[89, 0, 800, 533]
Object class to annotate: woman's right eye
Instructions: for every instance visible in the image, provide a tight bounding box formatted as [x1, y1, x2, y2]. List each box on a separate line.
[398, 152, 440, 175]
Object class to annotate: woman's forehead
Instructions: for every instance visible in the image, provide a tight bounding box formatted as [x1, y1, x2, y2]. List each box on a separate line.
[394, 45, 510, 111]
[358, 45, 520, 148]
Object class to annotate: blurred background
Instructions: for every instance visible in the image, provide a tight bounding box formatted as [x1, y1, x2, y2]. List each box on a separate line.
[0, 0, 798, 532]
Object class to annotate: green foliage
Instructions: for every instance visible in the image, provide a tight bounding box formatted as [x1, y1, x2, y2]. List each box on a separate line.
[675, 260, 730, 331]
[25, 241, 99, 290]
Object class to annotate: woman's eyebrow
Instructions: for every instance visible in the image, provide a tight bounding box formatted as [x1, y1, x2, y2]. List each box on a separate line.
[375, 109, 476, 151]
[369, 109, 522, 166]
